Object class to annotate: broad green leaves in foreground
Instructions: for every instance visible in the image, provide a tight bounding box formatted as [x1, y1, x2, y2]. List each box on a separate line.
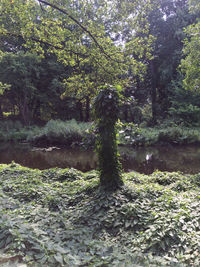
[0, 163, 199, 266]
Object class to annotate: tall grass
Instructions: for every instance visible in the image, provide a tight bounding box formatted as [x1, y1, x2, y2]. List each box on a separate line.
[28, 119, 93, 146]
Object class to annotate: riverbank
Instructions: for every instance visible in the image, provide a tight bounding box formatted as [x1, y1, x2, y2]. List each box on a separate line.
[1, 119, 200, 148]
[0, 163, 199, 266]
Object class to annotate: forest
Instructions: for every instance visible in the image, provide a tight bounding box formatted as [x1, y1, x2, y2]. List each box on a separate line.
[0, 0, 200, 266]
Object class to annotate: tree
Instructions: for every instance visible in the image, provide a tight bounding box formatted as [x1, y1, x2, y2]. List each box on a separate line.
[128, 0, 198, 124]
[0, 52, 42, 124]
[0, 81, 10, 119]
[94, 86, 123, 190]
[0, 0, 154, 189]
[180, 0, 200, 92]
[0, 0, 153, 93]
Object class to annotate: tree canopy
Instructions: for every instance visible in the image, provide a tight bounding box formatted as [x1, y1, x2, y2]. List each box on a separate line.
[0, 0, 200, 125]
[180, 0, 200, 92]
[0, 0, 154, 87]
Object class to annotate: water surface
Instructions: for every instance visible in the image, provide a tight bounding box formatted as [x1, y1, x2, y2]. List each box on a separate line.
[0, 143, 200, 174]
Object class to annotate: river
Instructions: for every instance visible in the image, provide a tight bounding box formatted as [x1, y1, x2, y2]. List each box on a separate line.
[0, 143, 200, 174]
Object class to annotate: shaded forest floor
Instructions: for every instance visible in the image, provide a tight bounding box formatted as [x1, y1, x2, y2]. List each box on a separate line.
[0, 163, 199, 266]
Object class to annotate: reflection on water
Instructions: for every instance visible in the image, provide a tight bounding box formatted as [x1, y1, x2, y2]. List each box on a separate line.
[0, 143, 97, 172]
[120, 145, 200, 174]
[0, 143, 200, 174]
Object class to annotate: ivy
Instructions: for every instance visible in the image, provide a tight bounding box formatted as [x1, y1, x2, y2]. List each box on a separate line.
[94, 86, 123, 190]
[0, 163, 199, 266]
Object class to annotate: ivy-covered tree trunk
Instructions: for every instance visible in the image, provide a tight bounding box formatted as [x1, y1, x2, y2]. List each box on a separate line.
[94, 86, 123, 190]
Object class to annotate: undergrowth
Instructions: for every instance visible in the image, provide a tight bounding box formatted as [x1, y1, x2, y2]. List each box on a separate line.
[0, 119, 200, 147]
[0, 120, 40, 143]
[0, 163, 199, 266]
[0, 119, 94, 146]
[28, 119, 93, 146]
[118, 122, 200, 146]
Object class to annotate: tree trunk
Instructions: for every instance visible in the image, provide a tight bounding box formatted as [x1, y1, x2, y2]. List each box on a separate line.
[0, 101, 3, 119]
[124, 104, 128, 122]
[150, 61, 157, 125]
[20, 97, 30, 125]
[85, 96, 90, 122]
[33, 100, 41, 122]
[77, 101, 83, 121]
[94, 88, 123, 191]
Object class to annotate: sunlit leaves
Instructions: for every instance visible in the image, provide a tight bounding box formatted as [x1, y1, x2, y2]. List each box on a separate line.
[0, 0, 154, 101]
[181, 22, 200, 92]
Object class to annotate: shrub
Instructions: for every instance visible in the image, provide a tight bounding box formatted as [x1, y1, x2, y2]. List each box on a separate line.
[30, 119, 93, 146]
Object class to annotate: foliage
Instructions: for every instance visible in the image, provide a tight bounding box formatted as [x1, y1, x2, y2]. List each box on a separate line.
[181, 22, 200, 92]
[0, 51, 72, 123]
[94, 86, 123, 189]
[0, 120, 40, 142]
[0, 119, 94, 146]
[0, 163, 199, 266]
[0, 0, 154, 100]
[169, 104, 200, 125]
[118, 122, 145, 146]
[118, 122, 200, 146]
[0, 52, 42, 124]
[180, 0, 200, 92]
[29, 119, 93, 146]
[169, 77, 200, 125]
[1, 119, 200, 147]
[132, 0, 199, 122]
[0, 82, 10, 95]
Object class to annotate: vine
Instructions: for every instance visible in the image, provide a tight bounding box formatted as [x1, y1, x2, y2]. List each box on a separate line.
[94, 86, 123, 190]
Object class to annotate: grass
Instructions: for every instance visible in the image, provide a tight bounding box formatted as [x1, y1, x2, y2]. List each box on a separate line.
[0, 163, 199, 266]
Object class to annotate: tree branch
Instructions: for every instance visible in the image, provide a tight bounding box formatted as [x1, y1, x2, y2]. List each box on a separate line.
[1, 31, 89, 58]
[37, 0, 123, 62]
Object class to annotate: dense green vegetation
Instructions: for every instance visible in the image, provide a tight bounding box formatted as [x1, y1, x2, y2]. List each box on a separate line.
[0, 163, 199, 266]
[0, 0, 200, 125]
[0, 0, 200, 265]
[94, 86, 123, 189]
[1, 119, 200, 148]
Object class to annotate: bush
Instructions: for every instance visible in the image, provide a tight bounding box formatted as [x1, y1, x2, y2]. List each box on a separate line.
[118, 122, 146, 146]
[30, 119, 93, 146]
[169, 104, 200, 126]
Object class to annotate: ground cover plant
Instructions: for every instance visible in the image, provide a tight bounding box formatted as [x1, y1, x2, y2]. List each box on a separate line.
[0, 163, 199, 266]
